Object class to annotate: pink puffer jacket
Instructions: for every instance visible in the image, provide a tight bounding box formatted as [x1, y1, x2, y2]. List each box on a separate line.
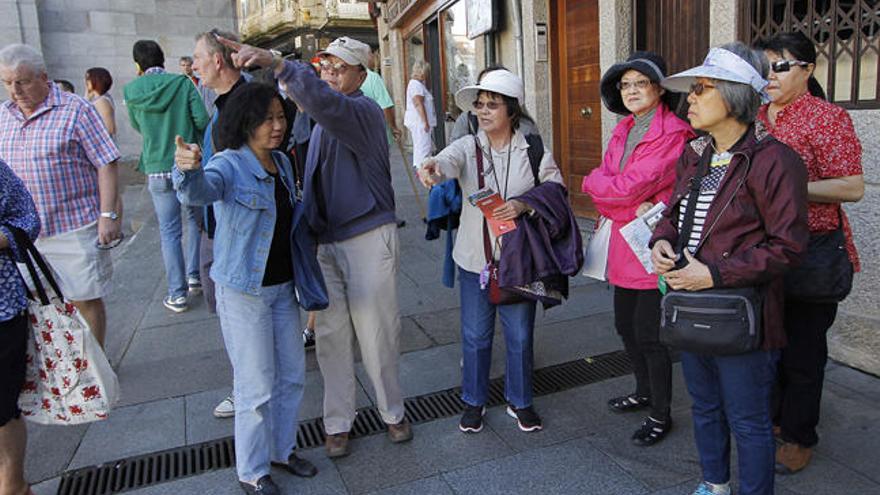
[582, 103, 694, 290]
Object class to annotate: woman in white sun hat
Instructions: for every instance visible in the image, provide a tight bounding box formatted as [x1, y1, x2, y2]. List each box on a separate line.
[418, 69, 569, 435]
[650, 42, 809, 495]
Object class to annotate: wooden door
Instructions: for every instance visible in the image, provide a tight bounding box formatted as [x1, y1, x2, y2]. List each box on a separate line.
[551, 0, 602, 218]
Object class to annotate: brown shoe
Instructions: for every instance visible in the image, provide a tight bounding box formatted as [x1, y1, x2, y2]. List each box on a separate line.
[775, 442, 813, 474]
[325, 432, 350, 458]
[387, 419, 413, 443]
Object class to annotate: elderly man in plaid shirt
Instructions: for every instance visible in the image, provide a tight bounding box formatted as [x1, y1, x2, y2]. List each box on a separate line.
[0, 44, 121, 347]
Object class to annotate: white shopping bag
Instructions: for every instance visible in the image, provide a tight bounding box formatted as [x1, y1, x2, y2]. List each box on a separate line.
[14, 231, 118, 425]
[582, 216, 611, 281]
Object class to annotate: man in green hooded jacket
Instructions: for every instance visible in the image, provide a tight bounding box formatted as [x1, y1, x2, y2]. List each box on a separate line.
[124, 39, 210, 313]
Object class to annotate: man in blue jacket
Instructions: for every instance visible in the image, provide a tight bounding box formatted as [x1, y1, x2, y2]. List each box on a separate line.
[206, 35, 412, 458]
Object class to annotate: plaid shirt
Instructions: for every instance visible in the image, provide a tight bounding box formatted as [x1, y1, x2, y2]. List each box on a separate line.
[0, 82, 120, 238]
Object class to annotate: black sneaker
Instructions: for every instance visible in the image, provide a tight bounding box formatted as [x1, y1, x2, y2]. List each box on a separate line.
[303, 327, 315, 348]
[506, 405, 543, 432]
[631, 416, 672, 446]
[239, 475, 280, 495]
[459, 404, 486, 433]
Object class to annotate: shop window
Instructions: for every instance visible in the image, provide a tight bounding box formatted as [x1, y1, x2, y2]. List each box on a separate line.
[740, 0, 880, 109]
[442, 0, 478, 122]
[404, 27, 427, 81]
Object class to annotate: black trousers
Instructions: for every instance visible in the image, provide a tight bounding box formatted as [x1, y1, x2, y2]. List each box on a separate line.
[614, 287, 672, 421]
[0, 311, 28, 427]
[773, 299, 838, 447]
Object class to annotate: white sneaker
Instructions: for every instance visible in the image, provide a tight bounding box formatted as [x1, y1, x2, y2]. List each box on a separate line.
[163, 295, 188, 313]
[213, 395, 234, 418]
[187, 277, 202, 295]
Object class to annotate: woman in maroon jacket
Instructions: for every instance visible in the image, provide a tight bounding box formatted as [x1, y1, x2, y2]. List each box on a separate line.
[651, 42, 809, 495]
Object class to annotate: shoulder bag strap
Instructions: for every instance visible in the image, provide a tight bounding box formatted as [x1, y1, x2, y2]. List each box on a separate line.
[675, 149, 712, 256]
[475, 136, 493, 265]
[10, 227, 63, 305]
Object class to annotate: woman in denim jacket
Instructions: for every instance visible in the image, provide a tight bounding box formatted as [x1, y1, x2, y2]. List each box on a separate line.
[174, 82, 327, 495]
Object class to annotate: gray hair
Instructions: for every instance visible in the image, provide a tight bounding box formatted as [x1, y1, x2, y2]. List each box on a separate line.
[194, 29, 239, 70]
[411, 60, 430, 80]
[0, 44, 46, 75]
[714, 42, 769, 125]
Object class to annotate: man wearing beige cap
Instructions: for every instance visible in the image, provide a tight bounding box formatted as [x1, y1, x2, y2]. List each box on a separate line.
[210, 35, 412, 458]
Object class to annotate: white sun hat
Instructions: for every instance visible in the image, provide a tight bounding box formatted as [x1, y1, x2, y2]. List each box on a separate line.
[454, 69, 524, 113]
[661, 47, 771, 103]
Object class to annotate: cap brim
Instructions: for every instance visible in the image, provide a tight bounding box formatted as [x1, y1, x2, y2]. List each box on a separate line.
[316, 47, 360, 67]
[454, 86, 479, 113]
[661, 66, 753, 93]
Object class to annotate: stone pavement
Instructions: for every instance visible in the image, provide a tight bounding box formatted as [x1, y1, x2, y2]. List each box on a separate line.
[26, 149, 880, 495]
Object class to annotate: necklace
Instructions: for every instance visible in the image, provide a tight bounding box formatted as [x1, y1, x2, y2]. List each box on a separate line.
[484, 138, 513, 200]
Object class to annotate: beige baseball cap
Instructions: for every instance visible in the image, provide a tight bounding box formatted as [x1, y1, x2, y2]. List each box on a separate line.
[317, 37, 371, 68]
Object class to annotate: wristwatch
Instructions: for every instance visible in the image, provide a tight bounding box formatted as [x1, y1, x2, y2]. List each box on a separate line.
[269, 49, 283, 72]
[100, 211, 119, 221]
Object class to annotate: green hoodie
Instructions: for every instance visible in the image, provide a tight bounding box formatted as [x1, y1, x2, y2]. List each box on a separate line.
[124, 72, 210, 174]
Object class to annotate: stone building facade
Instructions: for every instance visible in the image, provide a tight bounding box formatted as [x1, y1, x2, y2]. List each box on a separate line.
[376, 0, 879, 375]
[0, 0, 238, 157]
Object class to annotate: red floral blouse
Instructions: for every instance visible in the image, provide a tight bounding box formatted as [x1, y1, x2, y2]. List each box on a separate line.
[758, 93, 862, 271]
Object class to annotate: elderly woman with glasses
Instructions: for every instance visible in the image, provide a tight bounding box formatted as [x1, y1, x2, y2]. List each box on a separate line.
[582, 51, 694, 446]
[754, 32, 864, 475]
[418, 70, 576, 435]
[650, 42, 809, 495]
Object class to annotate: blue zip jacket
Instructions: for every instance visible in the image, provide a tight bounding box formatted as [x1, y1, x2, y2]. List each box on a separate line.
[277, 61, 396, 243]
[173, 146, 328, 309]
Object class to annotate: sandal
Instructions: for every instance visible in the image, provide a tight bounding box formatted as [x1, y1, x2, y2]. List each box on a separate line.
[631, 416, 672, 446]
[607, 394, 650, 413]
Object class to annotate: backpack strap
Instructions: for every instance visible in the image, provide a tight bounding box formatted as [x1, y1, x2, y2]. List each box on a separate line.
[525, 133, 543, 187]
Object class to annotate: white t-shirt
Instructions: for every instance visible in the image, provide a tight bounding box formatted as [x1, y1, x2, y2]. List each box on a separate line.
[404, 79, 436, 128]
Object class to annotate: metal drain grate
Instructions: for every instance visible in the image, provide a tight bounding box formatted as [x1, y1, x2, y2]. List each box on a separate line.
[57, 350, 634, 495]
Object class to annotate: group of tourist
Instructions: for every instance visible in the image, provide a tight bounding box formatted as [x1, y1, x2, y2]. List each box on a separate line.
[0, 23, 863, 495]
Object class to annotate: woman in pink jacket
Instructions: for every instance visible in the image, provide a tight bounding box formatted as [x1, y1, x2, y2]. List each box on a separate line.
[582, 52, 693, 446]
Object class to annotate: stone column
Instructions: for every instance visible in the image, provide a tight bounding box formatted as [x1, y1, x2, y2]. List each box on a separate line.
[598, 0, 632, 144]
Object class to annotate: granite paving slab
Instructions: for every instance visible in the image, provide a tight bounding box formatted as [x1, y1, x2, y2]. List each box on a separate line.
[774, 452, 880, 494]
[119, 315, 224, 365]
[442, 441, 647, 495]
[332, 416, 513, 494]
[115, 347, 232, 406]
[24, 423, 88, 483]
[365, 476, 455, 495]
[69, 397, 185, 469]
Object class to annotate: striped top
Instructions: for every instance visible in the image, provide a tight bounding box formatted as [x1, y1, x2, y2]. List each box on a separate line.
[678, 152, 731, 252]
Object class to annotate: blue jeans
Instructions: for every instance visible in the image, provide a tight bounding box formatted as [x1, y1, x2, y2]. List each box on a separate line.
[681, 349, 780, 495]
[459, 268, 536, 409]
[148, 176, 201, 299]
[215, 282, 305, 483]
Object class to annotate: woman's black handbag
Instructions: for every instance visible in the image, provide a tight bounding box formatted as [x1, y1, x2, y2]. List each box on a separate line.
[659, 149, 763, 355]
[660, 287, 763, 355]
[784, 209, 853, 303]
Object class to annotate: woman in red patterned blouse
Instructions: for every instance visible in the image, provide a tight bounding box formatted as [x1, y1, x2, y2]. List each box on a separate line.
[756, 32, 864, 476]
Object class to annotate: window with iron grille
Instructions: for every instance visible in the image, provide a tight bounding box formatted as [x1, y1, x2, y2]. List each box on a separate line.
[739, 0, 880, 109]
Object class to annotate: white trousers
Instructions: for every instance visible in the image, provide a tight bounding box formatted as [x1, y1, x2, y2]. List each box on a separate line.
[407, 124, 434, 169]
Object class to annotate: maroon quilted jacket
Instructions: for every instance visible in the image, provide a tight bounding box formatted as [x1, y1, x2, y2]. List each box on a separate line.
[651, 122, 809, 349]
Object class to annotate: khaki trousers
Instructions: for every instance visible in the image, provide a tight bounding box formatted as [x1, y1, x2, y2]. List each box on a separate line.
[315, 223, 405, 434]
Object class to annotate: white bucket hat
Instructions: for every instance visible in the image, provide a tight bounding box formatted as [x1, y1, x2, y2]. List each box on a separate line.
[454, 69, 524, 113]
[661, 47, 771, 103]
[317, 36, 371, 68]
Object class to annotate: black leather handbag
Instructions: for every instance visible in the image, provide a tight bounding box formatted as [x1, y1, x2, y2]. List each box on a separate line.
[659, 151, 763, 355]
[784, 209, 853, 303]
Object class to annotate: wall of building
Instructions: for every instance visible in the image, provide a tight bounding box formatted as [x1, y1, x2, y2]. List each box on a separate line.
[0, 0, 238, 158]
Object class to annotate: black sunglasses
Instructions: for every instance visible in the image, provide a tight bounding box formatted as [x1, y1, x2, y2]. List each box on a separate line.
[770, 59, 810, 73]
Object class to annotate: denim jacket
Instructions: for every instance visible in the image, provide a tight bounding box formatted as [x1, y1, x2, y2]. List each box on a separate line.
[173, 146, 328, 309]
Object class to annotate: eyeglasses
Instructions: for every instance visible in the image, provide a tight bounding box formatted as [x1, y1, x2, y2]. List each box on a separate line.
[616, 79, 653, 91]
[688, 82, 717, 96]
[770, 59, 810, 73]
[319, 60, 353, 73]
[473, 100, 504, 110]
